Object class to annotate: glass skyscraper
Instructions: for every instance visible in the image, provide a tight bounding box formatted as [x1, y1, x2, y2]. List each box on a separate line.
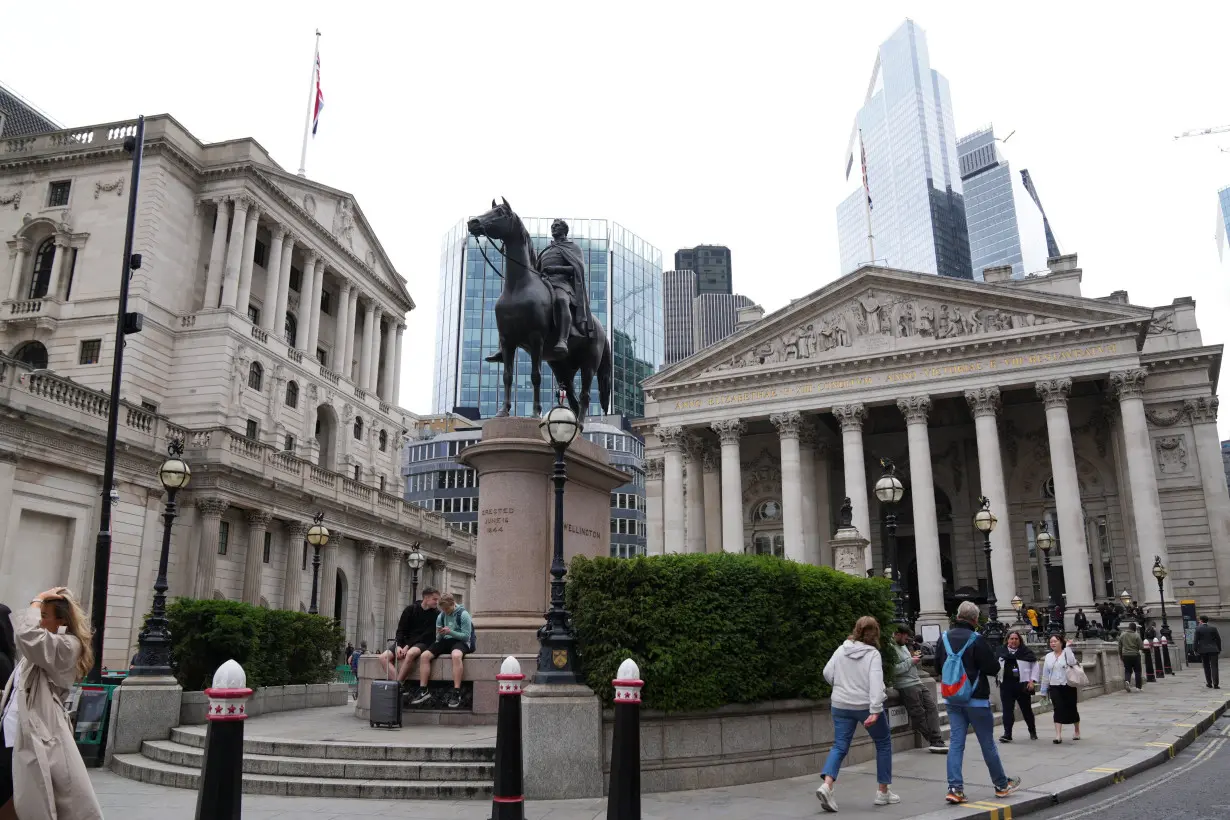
[836, 20, 972, 280]
[434, 217, 662, 420]
[1217, 186, 1230, 270]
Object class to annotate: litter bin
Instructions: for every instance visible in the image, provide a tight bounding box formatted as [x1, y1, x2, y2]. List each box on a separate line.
[73, 681, 120, 768]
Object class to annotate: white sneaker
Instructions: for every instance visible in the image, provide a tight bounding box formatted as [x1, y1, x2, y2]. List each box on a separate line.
[874, 789, 901, 806]
[816, 782, 838, 812]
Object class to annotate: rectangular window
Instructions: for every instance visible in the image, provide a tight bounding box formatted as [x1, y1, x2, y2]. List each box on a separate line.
[262, 531, 272, 564]
[218, 521, 230, 556]
[379, 475, 386, 493]
[289, 267, 302, 291]
[253, 239, 267, 268]
[284, 434, 295, 452]
[141, 401, 158, 413]
[321, 290, 332, 315]
[317, 348, 327, 366]
[48, 180, 71, 207]
[247, 305, 261, 325]
[78, 339, 101, 365]
[245, 419, 259, 440]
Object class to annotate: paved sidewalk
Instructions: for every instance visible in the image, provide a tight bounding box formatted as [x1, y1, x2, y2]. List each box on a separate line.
[92, 669, 1227, 820]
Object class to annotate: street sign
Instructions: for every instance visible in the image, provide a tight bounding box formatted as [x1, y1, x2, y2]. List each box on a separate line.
[888, 704, 910, 729]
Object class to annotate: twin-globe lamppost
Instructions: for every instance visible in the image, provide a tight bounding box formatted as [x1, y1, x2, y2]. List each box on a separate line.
[873, 459, 907, 628]
[307, 513, 330, 615]
[537, 399, 582, 684]
[973, 495, 1005, 647]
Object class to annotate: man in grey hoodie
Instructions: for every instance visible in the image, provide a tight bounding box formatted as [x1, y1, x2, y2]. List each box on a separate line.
[892, 625, 946, 753]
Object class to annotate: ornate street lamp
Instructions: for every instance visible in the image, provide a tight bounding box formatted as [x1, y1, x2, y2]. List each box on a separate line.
[973, 496, 1004, 647]
[536, 399, 582, 684]
[1011, 595, 1024, 626]
[873, 458, 907, 628]
[1153, 556, 1174, 673]
[306, 512, 329, 615]
[1036, 522, 1063, 637]
[407, 545, 425, 603]
[131, 438, 191, 677]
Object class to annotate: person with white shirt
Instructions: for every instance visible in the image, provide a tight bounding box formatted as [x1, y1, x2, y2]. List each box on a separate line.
[1039, 634, 1082, 743]
[995, 630, 1040, 742]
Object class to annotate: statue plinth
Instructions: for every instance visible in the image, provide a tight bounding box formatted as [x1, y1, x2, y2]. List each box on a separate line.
[830, 526, 870, 577]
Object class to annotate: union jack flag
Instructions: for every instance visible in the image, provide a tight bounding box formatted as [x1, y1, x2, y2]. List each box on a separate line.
[312, 53, 324, 136]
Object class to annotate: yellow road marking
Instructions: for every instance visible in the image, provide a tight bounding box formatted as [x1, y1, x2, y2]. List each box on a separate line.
[1175, 723, 1195, 727]
[1087, 767, 1118, 772]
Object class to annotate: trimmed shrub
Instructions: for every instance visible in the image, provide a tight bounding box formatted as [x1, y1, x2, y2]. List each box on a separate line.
[565, 553, 895, 712]
[167, 598, 344, 691]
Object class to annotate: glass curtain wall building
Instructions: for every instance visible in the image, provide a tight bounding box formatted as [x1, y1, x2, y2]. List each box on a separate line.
[836, 20, 972, 280]
[435, 218, 663, 420]
[673, 245, 732, 294]
[1217, 186, 1230, 273]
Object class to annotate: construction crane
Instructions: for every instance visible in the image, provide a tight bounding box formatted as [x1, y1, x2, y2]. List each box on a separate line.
[1174, 124, 1230, 151]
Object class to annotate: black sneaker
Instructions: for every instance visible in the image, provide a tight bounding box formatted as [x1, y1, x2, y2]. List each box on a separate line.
[999, 735, 1012, 743]
[410, 689, 432, 707]
[447, 688, 462, 708]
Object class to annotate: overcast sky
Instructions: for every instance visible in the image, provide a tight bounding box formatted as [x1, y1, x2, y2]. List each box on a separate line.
[4, 2, 1229, 436]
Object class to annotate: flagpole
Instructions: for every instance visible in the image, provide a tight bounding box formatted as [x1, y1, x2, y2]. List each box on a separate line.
[859, 130, 876, 265]
[297, 29, 320, 178]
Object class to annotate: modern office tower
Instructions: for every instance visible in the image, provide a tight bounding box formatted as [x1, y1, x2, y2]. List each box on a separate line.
[956, 126, 1056, 279]
[0, 82, 57, 138]
[673, 245, 732, 294]
[1218, 186, 1230, 271]
[663, 269, 697, 366]
[434, 218, 663, 420]
[694, 292, 754, 350]
[836, 19, 972, 280]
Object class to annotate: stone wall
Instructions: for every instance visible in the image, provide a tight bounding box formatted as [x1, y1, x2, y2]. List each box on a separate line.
[179, 682, 348, 725]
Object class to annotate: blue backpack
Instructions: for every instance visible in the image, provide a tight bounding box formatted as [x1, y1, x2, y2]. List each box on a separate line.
[940, 632, 978, 704]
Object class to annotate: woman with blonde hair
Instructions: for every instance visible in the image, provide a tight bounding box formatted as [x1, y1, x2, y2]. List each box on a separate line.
[0, 587, 103, 820]
[816, 615, 896, 812]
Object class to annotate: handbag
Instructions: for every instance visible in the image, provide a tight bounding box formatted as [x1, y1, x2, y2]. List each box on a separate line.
[1064, 650, 1089, 687]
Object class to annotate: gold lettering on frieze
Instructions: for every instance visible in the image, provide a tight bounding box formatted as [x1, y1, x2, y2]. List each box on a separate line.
[672, 343, 1119, 410]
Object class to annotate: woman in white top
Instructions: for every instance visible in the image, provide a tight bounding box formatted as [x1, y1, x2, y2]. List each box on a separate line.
[1038, 634, 1081, 743]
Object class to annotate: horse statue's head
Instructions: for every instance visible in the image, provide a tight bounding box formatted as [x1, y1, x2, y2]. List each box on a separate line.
[468, 197, 524, 244]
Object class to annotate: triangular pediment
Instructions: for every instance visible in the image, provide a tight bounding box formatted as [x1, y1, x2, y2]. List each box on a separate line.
[648, 266, 1152, 386]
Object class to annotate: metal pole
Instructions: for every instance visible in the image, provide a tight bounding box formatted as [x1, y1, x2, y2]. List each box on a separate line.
[88, 116, 145, 683]
[1045, 554, 1063, 639]
[886, 511, 906, 628]
[536, 445, 580, 684]
[411, 568, 420, 605]
[297, 30, 321, 177]
[131, 472, 178, 677]
[308, 544, 322, 615]
[982, 529, 1003, 648]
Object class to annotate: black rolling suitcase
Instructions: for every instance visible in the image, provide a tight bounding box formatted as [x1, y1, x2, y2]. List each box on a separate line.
[369, 664, 402, 729]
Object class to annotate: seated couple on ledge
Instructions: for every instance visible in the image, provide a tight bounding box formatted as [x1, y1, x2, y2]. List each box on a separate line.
[379, 589, 473, 709]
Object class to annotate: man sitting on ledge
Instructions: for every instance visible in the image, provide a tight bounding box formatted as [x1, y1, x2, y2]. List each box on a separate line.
[410, 593, 473, 709]
[380, 587, 440, 697]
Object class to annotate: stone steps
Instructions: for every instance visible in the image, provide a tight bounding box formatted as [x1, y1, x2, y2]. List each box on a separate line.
[168, 726, 495, 762]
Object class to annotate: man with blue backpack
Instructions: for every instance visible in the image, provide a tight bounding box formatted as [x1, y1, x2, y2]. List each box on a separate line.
[933, 601, 1021, 805]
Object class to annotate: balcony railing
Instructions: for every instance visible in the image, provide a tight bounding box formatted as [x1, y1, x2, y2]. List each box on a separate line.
[0, 119, 139, 157]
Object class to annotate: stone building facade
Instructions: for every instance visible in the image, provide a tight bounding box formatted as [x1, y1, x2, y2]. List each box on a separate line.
[0, 115, 475, 668]
[637, 257, 1230, 629]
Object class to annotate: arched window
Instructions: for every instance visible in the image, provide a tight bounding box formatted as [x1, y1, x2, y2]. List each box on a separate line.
[378, 429, 388, 452]
[284, 313, 298, 347]
[12, 340, 48, 369]
[29, 238, 56, 299]
[353, 416, 364, 440]
[248, 361, 263, 391]
[285, 380, 299, 408]
[754, 500, 782, 522]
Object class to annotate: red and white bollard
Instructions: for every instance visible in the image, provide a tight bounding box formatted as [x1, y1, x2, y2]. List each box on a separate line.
[490, 656, 525, 820]
[607, 658, 643, 820]
[1161, 635, 1174, 675]
[1143, 639, 1156, 683]
[195, 660, 252, 820]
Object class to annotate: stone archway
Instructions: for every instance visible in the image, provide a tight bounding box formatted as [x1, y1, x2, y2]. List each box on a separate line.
[11, 340, 48, 369]
[315, 403, 339, 470]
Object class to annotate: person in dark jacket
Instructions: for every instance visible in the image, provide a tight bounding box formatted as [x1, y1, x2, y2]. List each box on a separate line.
[933, 602, 1021, 805]
[379, 588, 440, 689]
[1194, 616, 1222, 689]
[996, 631, 1039, 742]
[1073, 609, 1089, 640]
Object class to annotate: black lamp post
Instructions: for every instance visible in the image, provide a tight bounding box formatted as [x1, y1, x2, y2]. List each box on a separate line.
[306, 512, 329, 615]
[1037, 522, 1063, 637]
[974, 496, 1004, 647]
[874, 458, 907, 629]
[1152, 556, 1174, 674]
[407, 545, 425, 603]
[130, 439, 191, 677]
[536, 399, 582, 684]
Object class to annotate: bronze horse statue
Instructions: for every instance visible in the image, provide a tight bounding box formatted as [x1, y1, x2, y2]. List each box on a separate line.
[467, 199, 612, 420]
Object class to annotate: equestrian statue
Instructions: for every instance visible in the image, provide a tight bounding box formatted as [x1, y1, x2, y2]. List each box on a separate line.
[468, 198, 612, 420]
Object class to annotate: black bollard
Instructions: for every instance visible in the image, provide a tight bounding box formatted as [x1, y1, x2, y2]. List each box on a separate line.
[1153, 638, 1166, 679]
[1143, 639, 1156, 683]
[1161, 635, 1174, 675]
[607, 658, 643, 820]
[490, 656, 525, 820]
[195, 659, 252, 820]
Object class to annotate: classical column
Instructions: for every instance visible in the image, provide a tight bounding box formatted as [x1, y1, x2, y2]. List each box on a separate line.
[1035, 378, 1095, 616]
[645, 458, 664, 556]
[383, 547, 402, 641]
[220, 197, 250, 309]
[702, 444, 722, 554]
[966, 387, 1016, 608]
[282, 521, 307, 612]
[361, 299, 377, 391]
[274, 234, 295, 342]
[344, 287, 360, 381]
[382, 312, 398, 402]
[357, 542, 377, 648]
[43, 236, 67, 300]
[319, 537, 340, 621]
[684, 437, 706, 554]
[242, 510, 273, 605]
[1187, 397, 1230, 603]
[659, 426, 686, 554]
[296, 249, 318, 353]
[393, 324, 405, 406]
[306, 257, 326, 357]
[260, 226, 286, 332]
[833, 404, 872, 571]
[798, 422, 820, 566]
[194, 499, 229, 600]
[712, 419, 747, 554]
[814, 442, 833, 566]
[332, 280, 352, 373]
[771, 411, 806, 563]
[898, 396, 947, 626]
[7, 238, 30, 301]
[1110, 369, 1173, 603]
[203, 200, 229, 308]
[369, 314, 385, 392]
[235, 204, 261, 316]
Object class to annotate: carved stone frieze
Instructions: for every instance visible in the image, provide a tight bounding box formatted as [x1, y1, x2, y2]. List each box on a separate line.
[1186, 396, 1219, 424]
[645, 457, 663, 481]
[94, 177, 124, 199]
[741, 448, 782, 503]
[1156, 435, 1189, 475]
[1148, 310, 1175, 334]
[0, 189, 22, 209]
[332, 199, 355, 249]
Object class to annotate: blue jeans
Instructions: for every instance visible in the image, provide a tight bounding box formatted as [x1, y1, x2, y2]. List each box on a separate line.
[820, 708, 892, 785]
[946, 703, 1008, 790]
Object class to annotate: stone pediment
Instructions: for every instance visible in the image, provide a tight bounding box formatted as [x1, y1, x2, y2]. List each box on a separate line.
[651, 267, 1151, 384]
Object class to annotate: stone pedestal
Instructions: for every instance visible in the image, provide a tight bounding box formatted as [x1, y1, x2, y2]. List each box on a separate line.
[830, 526, 869, 577]
[104, 675, 183, 764]
[521, 683, 604, 799]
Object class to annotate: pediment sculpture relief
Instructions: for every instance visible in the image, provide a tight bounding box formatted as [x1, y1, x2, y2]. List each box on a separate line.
[740, 448, 782, 502]
[707, 289, 1062, 373]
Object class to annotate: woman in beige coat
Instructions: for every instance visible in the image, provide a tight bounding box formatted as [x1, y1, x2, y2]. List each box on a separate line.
[1, 587, 103, 820]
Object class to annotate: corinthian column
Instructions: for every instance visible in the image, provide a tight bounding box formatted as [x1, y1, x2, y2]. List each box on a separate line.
[798, 422, 820, 566]
[242, 510, 273, 605]
[282, 521, 307, 611]
[361, 300, 377, 390]
[333, 281, 353, 373]
[898, 396, 946, 627]
[712, 419, 746, 554]
[383, 546, 402, 640]
[7, 238, 30, 302]
[220, 197, 250, 309]
[393, 324, 405, 406]
[702, 444, 722, 554]
[645, 457, 664, 556]
[320, 537, 340, 621]
[235, 204, 262, 316]
[260, 226, 286, 332]
[274, 234, 296, 342]
[771, 411, 806, 563]
[965, 387, 1016, 608]
[194, 499, 229, 599]
[1035, 378, 1095, 617]
[833, 404, 871, 571]
[684, 436, 706, 553]
[1187, 396, 1230, 604]
[659, 426, 686, 554]
[296, 250, 318, 353]
[306, 257, 326, 356]
[203, 200, 229, 308]
[382, 312, 398, 402]
[358, 541, 377, 648]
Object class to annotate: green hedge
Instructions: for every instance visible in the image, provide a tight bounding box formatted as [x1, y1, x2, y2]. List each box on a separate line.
[167, 599, 345, 691]
[566, 553, 895, 712]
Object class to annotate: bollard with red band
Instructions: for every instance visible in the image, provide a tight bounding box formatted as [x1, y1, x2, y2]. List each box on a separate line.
[490, 656, 525, 820]
[607, 658, 643, 820]
[1152, 636, 1166, 679]
[1143, 639, 1156, 683]
[195, 659, 252, 820]
[1161, 635, 1174, 675]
